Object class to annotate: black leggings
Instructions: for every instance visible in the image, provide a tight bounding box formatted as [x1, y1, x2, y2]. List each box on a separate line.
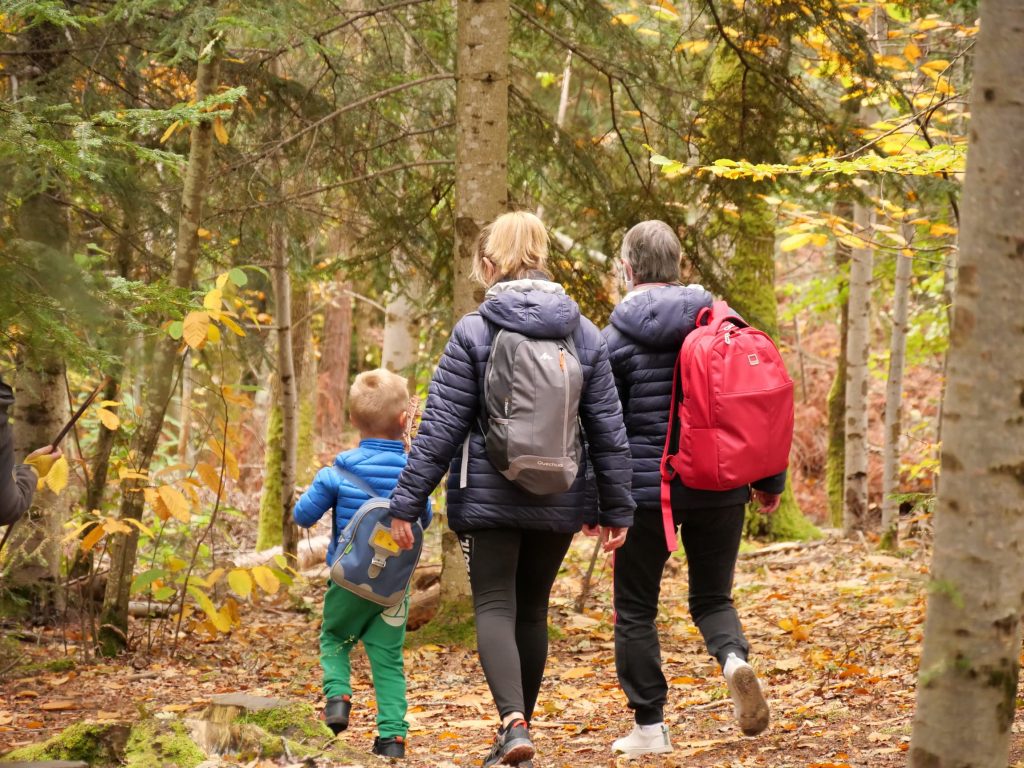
[458, 528, 574, 721]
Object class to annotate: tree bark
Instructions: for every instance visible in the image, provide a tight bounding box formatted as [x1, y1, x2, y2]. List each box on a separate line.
[880, 246, 912, 549]
[270, 220, 299, 561]
[99, 49, 221, 655]
[453, 0, 509, 320]
[441, 0, 511, 607]
[316, 281, 353, 451]
[700, 20, 815, 541]
[826, 201, 852, 528]
[842, 202, 872, 536]
[382, 266, 425, 391]
[909, 4, 1024, 765]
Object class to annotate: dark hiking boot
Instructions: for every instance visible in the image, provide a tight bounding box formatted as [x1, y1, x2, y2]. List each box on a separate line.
[324, 695, 351, 734]
[372, 735, 406, 758]
[482, 720, 534, 767]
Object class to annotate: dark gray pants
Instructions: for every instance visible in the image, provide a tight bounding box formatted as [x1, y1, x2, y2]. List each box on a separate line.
[613, 502, 748, 725]
[459, 528, 574, 721]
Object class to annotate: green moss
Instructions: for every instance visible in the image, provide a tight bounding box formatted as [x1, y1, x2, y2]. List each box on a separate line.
[2, 722, 129, 764]
[256, 405, 284, 551]
[746, 483, 820, 541]
[297, 397, 316, 486]
[237, 702, 332, 742]
[12, 656, 77, 676]
[124, 720, 204, 768]
[408, 600, 477, 649]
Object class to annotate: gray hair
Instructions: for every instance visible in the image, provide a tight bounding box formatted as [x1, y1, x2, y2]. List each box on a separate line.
[620, 220, 681, 284]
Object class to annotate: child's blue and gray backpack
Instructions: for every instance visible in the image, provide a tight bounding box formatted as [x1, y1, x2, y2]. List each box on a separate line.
[328, 468, 423, 607]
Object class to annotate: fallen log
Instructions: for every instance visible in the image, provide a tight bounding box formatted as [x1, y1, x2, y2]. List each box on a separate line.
[407, 582, 440, 631]
[230, 535, 330, 571]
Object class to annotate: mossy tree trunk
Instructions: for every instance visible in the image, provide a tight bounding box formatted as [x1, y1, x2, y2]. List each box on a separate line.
[826, 202, 852, 528]
[700, 20, 816, 541]
[100, 47, 221, 655]
[909, 4, 1024, 764]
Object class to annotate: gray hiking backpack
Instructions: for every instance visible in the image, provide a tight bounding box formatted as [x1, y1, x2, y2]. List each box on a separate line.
[476, 327, 584, 495]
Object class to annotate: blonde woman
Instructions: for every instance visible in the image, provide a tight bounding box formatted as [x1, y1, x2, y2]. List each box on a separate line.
[389, 211, 635, 766]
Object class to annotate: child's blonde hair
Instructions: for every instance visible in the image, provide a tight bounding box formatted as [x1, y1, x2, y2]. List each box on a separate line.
[471, 211, 550, 286]
[348, 368, 410, 438]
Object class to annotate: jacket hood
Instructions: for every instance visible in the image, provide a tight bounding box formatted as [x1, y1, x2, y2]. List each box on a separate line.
[609, 283, 713, 350]
[479, 279, 581, 339]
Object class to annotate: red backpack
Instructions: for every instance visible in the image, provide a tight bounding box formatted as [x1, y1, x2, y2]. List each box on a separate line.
[659, 301, 794, 551]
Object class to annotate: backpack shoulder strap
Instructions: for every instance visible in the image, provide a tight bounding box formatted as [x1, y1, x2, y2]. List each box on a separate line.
[331, 466, 381, 499]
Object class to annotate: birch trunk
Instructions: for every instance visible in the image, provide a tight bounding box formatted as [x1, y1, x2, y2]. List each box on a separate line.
[880, 247, 912, 549]
[842, 202, 872, 536]
[442, 0, 510, 608]
[910, 4, 1024, 764]
[382, 267, 425, 391]
[99, 49, 221, 655]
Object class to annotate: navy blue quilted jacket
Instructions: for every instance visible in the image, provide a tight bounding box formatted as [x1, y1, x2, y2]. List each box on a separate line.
[390, 279, 635, 533]
[293, 438, 433, 564]
[602, 284, 786, 512]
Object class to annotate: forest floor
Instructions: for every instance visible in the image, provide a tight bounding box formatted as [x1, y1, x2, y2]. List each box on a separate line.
[3, 529, 1023, 768]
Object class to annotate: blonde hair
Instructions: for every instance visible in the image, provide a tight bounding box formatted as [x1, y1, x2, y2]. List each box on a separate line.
[348, 368, 410, 438]
[471, 211, 550, 286]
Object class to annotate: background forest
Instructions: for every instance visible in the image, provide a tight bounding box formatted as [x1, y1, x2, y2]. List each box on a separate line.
[4, 0, 1020, 766]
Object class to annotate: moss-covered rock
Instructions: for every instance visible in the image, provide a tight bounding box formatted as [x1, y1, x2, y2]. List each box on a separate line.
[1, 721, 129, 764]
[236, 701, 332, 742]
[124, 719, 205, 768]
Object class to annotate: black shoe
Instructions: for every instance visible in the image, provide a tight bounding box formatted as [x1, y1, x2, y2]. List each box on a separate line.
[324, 695, 351, 734]
[372, 735, 406, 758]
[482, 720, 534, 767]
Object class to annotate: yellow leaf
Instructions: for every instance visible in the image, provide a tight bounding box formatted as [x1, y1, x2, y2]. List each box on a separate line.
[219, 314, 245, 337]
[203, 568, 225, 587]
[876, 54, 908, 71]
[97, 408, 120, 431]
[920, 59, 951, 78]
[612, 12, 639, 24]
[196, 227, 212, 239]
[914, 17, 941, 31]
[99, 400, 121, 408]
[203, 288, 223, 320]
[839, 234, 869, 249]
[45, 456, 69, 494]
[102, 518, 132, 535]
[206, 324, 221, 344]
[182, 311, 210, 350]
[158, 484, 191, 523]
[903, 42, 921, 63]
[188, 587, 231, 633]
[166, 555, 187, 572]
[159, 120, 181, 144]
[251, 565, 280, 595]
[228, 569, 253, 598]
[144, 486, 170, 521]
[929, 222, 958, 237]
[80, 525, 106, 553]
[810, 233, 830, 247]
[196, 462, 221, 493]
[779, 232, 813, 252]
[675, 39, 710, 54]
[213, 117, 229, 145]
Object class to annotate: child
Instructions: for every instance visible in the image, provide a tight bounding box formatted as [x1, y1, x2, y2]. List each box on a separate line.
[294, 368, 431, 759]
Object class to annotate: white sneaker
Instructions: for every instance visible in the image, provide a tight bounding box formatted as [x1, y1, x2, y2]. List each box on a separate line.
[723, 653, 770, 736]
[611, 723, 673, 756]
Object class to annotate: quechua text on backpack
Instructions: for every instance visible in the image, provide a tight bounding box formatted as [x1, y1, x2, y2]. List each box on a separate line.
[329, 468, 423, 607]
[659, 300, 794, 549]
[475, 327, 584, 496]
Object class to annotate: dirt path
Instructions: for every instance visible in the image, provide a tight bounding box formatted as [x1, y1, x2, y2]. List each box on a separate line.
[2, 534, 1022, 767]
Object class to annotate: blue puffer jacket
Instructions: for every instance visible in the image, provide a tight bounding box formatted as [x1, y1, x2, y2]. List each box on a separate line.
[603, 284, 786, 512]
[390, 279, 635, 533]
[293, 438, 433, 565]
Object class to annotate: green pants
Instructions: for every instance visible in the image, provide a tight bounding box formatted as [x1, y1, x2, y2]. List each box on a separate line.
[320, 583, 409, 738]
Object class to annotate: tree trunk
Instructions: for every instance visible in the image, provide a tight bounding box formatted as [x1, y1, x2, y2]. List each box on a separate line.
[382, 266, 425, 391]
[879, 247, 912, 550]
[842, 202, 872, 536]
[909, 4, 1024, 765]
[441, 0, 511, 608]
[292, 283, 317, 487]
[270, 220, 299, 561]
[453, 0, 509, 320]
[701, 26, 815, 541]
[826, 202, 852, 528]
[316, 281, 353, 452]
[99, 49, 221, 655]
